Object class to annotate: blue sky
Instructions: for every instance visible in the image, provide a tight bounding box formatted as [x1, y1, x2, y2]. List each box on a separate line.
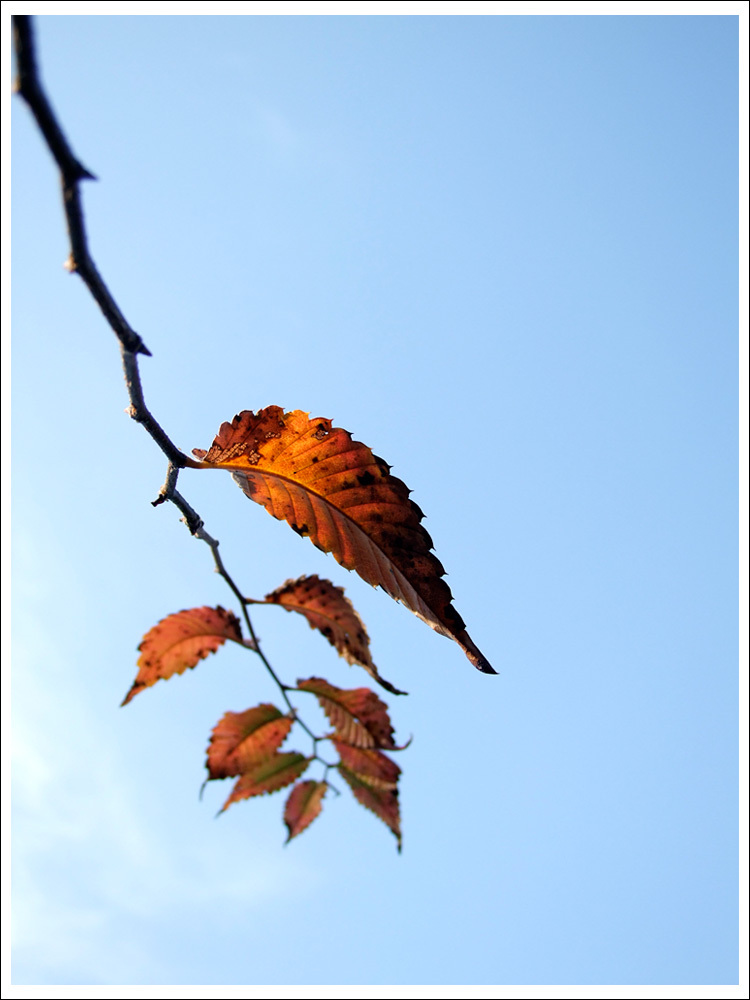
[10, 11, 741, 989]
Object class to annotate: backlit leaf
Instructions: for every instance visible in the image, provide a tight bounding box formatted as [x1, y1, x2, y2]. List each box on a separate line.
[334, 741, 401, 789]
[284, 780, 328, 843]
[220, 752, 310, 813]
[297, 677, 399, 750]
[206, 704, 293, 780]
[122, 606, 242, 706]
[252, 574, 405, 695]
[192, 407, 494, 675]
[334, 741, 401, 849]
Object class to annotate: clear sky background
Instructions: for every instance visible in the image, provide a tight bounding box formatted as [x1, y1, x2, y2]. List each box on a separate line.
[10, 11, 740, 988]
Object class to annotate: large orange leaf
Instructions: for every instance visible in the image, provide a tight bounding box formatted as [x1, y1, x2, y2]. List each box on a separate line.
[206, 704, 294, 780]
[283, 780, 327, 843]
[220, 752, 310, 813]
[192, 407, 494, 675]
[122, 606, 243, 706]
[252, 575, 405, 695]
[334, 741, 401, 849]
[297, 677, 399, 750]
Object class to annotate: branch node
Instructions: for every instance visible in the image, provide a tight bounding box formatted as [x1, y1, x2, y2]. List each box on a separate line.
[131, 334, 152, 357]
[181, 514, 204, 536]
[153, 463, 181, 508]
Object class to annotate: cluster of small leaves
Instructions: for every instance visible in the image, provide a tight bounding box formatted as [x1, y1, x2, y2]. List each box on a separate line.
[122, 596, 405, 847]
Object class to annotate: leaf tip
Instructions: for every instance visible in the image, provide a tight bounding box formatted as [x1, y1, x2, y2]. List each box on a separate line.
[120, 684, 141, 707]
[461, 634, 496, 675]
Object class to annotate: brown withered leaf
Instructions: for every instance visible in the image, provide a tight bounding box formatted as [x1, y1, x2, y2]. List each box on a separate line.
[206, 705, 294, 780]
[284, 780, 328, 843]
[122, 606, 243, 706]
[334, 740, 401, 849]
[192, 407, 494, 675]
[297, 677, 399, 750]
[251, 574, 405, 695]
[220, 752, 310, 813]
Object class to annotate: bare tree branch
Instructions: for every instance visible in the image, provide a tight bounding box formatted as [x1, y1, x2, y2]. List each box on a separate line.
[13, 15, 150, 359]
[12, 13, 197, 476]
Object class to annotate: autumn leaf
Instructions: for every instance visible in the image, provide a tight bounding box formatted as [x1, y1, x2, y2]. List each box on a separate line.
[206, 704, 294, 780]
[297, 677, 400, 750]
[284, 780, 328, 843]
[192, 407, 494, 675]
[251, 575, 405, 695]
[122, 606, 243, 706]
[334, 740, 401, 849]
[220, 752, 310, 813]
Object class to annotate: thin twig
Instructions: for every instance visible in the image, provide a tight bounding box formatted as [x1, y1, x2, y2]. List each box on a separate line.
[13, 14, 194, 474]
[13, 16, 149, 359]
[121, 351, 201, 469]
[193, 525, 320, 743]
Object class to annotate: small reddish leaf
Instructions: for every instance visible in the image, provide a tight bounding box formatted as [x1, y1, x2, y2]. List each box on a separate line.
[193, 407, 494, 675]
[334, 741, 401, 788]
[220, 752, 310, 813]
[334, 741, 401, 849]
[297, 677, 398, 750]
[122, 606, 243, 706]
[253, 574, 405, 695]
[206, 705, 293, 780]
[284, 780, 328, 843]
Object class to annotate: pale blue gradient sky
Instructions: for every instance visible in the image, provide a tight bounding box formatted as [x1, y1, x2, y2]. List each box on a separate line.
[11, 13, 740, 987]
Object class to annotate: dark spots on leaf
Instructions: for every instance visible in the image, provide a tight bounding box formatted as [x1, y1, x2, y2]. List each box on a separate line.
[312, 456, 319, 463]
[313, 424, 329, 440]
[357, 471, 376, 487]
[292, 523, 310, 537]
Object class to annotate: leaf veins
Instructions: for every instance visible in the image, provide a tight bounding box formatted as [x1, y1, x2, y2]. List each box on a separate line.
[220, 752, 310, 813]
[252, 574, 405, 695]
[284, 780, 327, 843]
[206, 704, 294, 780]
[192, 407, 494, 675]
[122, 606, 243, 706]
[334, 741, 401, 849]
[297, 677, 400, 750]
